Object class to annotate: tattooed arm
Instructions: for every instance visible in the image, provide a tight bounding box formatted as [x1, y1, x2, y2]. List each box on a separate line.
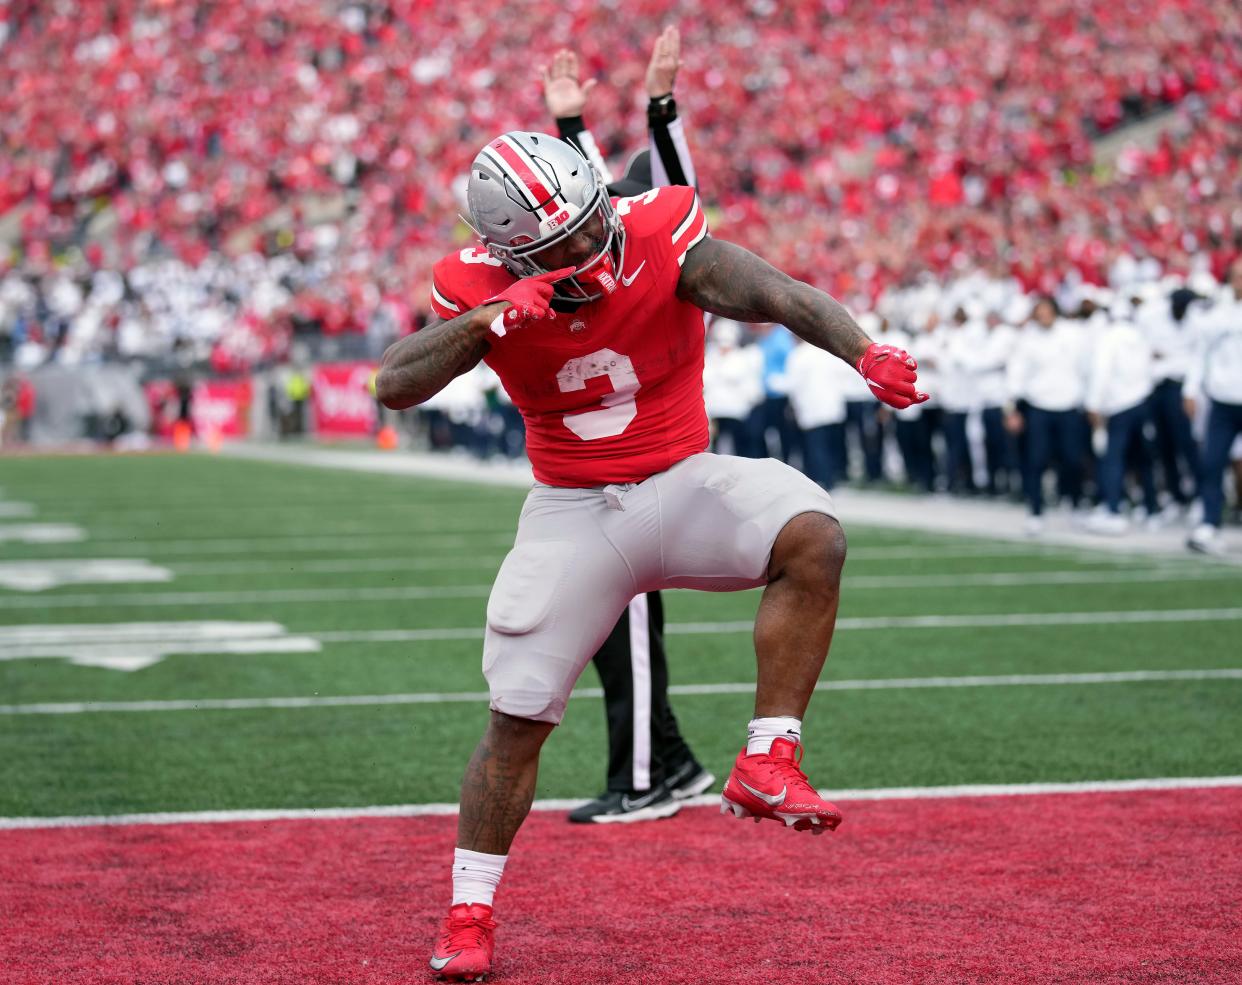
[677, 237, 872, 366]
[375, 306, 501, 409]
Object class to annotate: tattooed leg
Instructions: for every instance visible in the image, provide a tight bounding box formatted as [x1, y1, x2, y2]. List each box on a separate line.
[752, 512, 847, 718]
[456, 710, 555, 855]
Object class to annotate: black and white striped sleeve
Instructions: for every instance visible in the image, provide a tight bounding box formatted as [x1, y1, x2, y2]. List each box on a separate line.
[555, 115, 615, 184]
[647, 96, 697, 189]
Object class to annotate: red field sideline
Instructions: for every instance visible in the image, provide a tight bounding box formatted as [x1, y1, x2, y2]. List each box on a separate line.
[5, 788, 1240, 985]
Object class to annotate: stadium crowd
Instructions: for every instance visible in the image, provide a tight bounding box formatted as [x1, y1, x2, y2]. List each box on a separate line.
[1, 0, 1240, 361]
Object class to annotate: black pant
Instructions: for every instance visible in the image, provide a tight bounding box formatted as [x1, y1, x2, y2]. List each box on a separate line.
[844, 401, 884, 481]
[1098, 401, 1158, 514]
[591, 591, 697, 793]
[895, 415, 934, 491]
[1200, 399, 1242, 528]
[942, 410, 976, 493]
[713, 416, 756, 458]
[1023, 407, 1087, 516]
[1149, 378, 1200, 504]
[758, 395, 800, 463]
[981, 406, 1019, 495]
[801, 422, 844, 490]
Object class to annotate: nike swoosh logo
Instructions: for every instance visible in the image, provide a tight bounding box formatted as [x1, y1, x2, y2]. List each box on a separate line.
[620, 789, 664, 811]
[738, 779, 786, 806]
[620, 261, 646, 287]
[429, 952, 461, 971]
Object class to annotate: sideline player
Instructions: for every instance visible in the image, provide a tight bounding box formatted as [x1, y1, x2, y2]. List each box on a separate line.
[377, 132, 927, 981]
[544, 29, 714, 823]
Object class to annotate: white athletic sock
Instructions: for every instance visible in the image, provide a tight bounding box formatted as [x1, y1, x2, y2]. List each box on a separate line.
[452, 848, 508, 908]
[746, 716, 802, 756]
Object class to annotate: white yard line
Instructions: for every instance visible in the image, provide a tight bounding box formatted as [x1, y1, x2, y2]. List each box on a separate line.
[4, 775, 1240, 831]
[172, 556, 508, 575]
[36, 534, 520, 555]
[3, 668, 1238, 717]
[163, 556, 1199, 578]
[2, 567, 1236, 610]
[0, 584, 494, 609]
[302, 606, 1242, 644]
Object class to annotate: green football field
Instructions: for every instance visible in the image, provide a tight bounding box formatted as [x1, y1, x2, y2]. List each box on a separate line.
[2, 452, 1240, 820]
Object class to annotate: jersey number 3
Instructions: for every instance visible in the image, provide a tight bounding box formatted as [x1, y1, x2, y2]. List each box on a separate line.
[556, 349, 640, 440]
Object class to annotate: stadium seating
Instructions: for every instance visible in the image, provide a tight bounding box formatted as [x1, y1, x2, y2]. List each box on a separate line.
[0, 0, 1239, 361]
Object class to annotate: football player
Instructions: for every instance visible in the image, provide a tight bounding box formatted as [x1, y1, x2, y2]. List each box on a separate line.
[377, 132, 927, 982]
[544, 29, 714, 825]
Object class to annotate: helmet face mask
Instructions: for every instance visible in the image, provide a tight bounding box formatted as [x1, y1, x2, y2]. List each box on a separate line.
[466, 132, 627, 304]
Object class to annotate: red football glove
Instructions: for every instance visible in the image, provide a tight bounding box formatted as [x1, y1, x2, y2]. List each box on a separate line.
[856, 342, 930, 410]
[484, 266, 576, 337]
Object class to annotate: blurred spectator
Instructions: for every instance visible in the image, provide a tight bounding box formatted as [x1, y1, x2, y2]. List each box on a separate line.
[1142, 285, 1203, 510]
[1186, 260, 1242, 554]
[753, 323, 799, 463]
[1006, 296, 1091, 535]
[972, 306, 1022, 496]
[1084, 302, 1159, 533]
[786, 339, 846, 490]
[703, 319, 763, 457]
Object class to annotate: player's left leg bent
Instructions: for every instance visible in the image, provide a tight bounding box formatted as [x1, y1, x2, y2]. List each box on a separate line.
[649, 454, 846, 833]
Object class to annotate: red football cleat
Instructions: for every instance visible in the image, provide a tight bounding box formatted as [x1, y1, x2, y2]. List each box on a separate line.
[429, 903, 497, 982]
[720, 737, 843, 834]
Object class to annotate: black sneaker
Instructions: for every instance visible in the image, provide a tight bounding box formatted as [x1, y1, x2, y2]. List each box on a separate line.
[567, 785, 681, 824]
[664, 760, 717, 800]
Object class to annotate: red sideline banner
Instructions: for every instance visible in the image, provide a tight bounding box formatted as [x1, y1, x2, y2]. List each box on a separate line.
[191, 379, 252, 439]
[143, 380, 179, 439]
[311, 362, 377, 438]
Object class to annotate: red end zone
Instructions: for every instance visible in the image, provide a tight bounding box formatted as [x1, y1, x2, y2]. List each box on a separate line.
[5, 788, 1240, 984]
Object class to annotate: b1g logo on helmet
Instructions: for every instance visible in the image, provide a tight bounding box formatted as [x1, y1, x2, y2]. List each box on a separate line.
[539, 202, 581, 237]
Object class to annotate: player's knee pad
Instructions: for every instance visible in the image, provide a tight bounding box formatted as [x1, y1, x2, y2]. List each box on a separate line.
[485, 539, 576, 635]
[483, 539, 579, 724]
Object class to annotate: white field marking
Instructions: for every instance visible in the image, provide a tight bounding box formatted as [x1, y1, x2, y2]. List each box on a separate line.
[0, 622, 321, 672]
[4, 566, 1236, 611]
[4, 775, 1240, 831]
[69, 510, 517, 534]
[168, 552, 1183, 577]
[0, 523, 87, 544]
[0, 502, 35, 518]
[113, 548, 1121, 576]
[668, 606, 1242, 635]
[54, 533, 520, 555]
[310, 606, 1242, 645]
[845, 567, 1236, 589]
[172, 556, 506, 576]
[0, 560, 172, 592]
[0, 584, 494, 610]
[5, 668, 1239, 716]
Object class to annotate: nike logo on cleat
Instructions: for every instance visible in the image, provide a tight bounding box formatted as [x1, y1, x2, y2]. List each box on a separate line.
[737, 779, 786, 806]
[429, 952, 461, 971]
[620, 789, 663, 811]
[620, 261, 646, 287]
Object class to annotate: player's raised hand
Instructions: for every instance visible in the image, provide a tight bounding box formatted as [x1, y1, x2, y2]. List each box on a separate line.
[646, 25, 681, 98]
[484, 267, 576, 337]
[856, 342, 930, 410]
[540, 49, 596, 119]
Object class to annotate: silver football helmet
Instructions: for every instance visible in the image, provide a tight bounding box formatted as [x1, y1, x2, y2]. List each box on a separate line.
[465, 131, 625, 303]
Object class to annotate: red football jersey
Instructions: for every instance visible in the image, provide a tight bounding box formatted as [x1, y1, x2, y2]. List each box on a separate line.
[429, 186, 711, 486]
